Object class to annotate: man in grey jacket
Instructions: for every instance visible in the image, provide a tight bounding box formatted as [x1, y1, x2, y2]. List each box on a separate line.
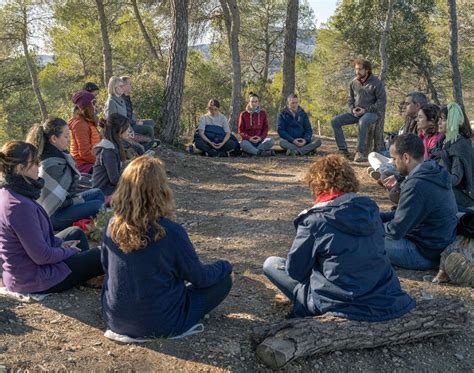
[331, 59, 386, 162]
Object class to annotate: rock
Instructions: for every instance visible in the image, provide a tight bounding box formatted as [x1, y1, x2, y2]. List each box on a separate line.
[200, 338, 206, 343]
[335, 351, 343, 356]
[454, 353, 464, 361]
[92, 341, 102, 346]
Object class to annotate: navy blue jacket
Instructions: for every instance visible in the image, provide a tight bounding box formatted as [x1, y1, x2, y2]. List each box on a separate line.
[101, 217, 232, 338]
[381, 160, 458, 261]
[277, 107, 313, 143]
[287, 193, 415, 321]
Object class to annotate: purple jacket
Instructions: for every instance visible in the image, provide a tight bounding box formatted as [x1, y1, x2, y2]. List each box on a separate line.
[0, 188, 78, 293]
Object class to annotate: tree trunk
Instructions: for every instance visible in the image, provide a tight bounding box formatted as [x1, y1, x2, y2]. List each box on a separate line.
[424, 71, 441, 105]
[131, 0, 161, 61]
[447, 0, 464, 108]
[253, 297, 468, 369]
[378, 0, 394, 82]
[219, 0, 241, 130]
[21, 38, 47, 120]
[160, 0, 189, 144]
[94, 0, 113, 87]
[280, 0, 299, 109]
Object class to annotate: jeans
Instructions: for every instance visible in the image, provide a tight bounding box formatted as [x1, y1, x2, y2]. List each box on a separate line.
[41, 227, 104, 293]
[240, 138, 275, 155]
[50, 188, 105, 231]
[262, 256, 299, 300]
[280, 138, 322, 155]
[384, 237, 438, 270]
[187, 274, 233, 317]
[331, 112, 378, 153]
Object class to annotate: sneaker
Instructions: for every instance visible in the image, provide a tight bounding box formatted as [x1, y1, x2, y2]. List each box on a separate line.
[338, 149, 351, 159]
[444, 252, 474, 286]
[286, 149, 298, 156]
[353, 151, 368, 162]
[151, 139, 161, 149]
[144, 150, 155, 157]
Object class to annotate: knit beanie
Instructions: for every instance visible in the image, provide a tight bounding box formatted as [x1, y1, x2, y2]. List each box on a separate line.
[72, 91, 95, 110]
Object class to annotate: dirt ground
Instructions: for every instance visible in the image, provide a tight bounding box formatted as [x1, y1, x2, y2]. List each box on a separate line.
[1, 140, 473, 372]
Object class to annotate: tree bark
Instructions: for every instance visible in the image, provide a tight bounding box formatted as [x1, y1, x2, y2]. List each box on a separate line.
[160, 0, 189, 144]
[94, 0, 113, 87]
[131, 0, 161, 61]
[280, 0, 299, 109]
[253, 297, 468, 369]
[379, 0, 394, 83]
[447, 0, 464, 108]
[21, 37, 47, 120]
[219, 0, 241, 130]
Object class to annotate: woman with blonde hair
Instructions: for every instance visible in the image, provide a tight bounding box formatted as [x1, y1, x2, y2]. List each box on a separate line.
[101, 156, 233, 338]
[263, 154, 414, 320]
[104, 76, 127, 119]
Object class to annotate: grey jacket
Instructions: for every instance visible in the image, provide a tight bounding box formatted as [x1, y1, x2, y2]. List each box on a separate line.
[104, 95, 128, 119]
[92, 139, 122, 196]
[348, 74, 386, 115]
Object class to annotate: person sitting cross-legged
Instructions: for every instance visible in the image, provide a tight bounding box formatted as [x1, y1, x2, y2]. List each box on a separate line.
[238, 92, 275, 156]
[263, 154, 415, 320]
[101, 156, 233, 339]
[277, 94, 322, 156]
[381, 134, 458, 270]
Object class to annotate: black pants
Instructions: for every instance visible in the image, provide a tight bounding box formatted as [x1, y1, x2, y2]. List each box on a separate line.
[187, 274, 233, 316]
[42, 227, 104, 293]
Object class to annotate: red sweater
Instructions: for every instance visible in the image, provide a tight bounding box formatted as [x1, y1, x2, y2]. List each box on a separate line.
[238, 109, 269, 141]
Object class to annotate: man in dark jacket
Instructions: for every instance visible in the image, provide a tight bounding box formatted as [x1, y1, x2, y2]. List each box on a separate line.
[277, 94, 322, 156]
[331, 59, 386, 162]
[398, 91, 428, 135]
[381, 134, 458, 270]
[263, 154, 414, 320]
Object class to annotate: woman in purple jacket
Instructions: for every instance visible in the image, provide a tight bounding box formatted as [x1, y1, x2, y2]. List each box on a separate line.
[0, 141, 103, 294]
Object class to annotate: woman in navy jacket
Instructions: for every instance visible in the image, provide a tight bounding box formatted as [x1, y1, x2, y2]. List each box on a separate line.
[101, 156, 233, 338]
[263, 154, 415, 321]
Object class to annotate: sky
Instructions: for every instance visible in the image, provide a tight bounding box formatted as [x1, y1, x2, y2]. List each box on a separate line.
[307, 0, 339, 27]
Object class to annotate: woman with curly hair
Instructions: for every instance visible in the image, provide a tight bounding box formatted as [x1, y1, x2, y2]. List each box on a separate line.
[263, 154, 414, 320]
[101, 156, 233, 339]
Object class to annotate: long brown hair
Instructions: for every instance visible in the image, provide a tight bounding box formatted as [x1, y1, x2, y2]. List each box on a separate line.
[74, 104, 97, 124]
[109, 156, 175, 253]
[103, 113, 129, 161]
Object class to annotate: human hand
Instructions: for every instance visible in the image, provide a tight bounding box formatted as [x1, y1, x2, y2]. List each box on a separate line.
[137, 120, 143, 126]
[293, 138, 306, 147]
[213, 142, 224, 149]
[72, 196, 85, 205]
[250, 136, 261, 143]
[358, 108, 366, 115]
[382, 175, 398, 189]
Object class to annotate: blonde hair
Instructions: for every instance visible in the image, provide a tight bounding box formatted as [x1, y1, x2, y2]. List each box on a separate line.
[120, 75, 131, 83]
[304, 154, 359, 196]
[109, 156, 175, 253]
[107, 76, 125, 96]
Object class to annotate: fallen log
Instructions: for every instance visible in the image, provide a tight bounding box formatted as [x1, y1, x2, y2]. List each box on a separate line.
[253, 297, 468, 370]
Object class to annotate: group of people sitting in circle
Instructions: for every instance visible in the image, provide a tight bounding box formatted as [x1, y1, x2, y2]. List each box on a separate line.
[0, 59, 472, 341]
[191, 93, 322, 157]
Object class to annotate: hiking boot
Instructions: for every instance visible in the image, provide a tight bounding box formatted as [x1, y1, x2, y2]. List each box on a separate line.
[353, 151, 368, 162]
[286, 149, 298, 156]
[338, 149, 351, 159]
[367, 166, 381, 181]
[444, 252, 474, 286]
[260, 149, 276, 157]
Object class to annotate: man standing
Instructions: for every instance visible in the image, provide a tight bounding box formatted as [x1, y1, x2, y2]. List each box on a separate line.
[331, 59, 386, 162]
[278, 94, 322, 156]
[381, 134, 457, 270]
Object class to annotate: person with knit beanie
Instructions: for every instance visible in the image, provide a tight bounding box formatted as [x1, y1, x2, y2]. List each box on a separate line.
[238, 93, 275, 156]
[68, 90, 101, 174]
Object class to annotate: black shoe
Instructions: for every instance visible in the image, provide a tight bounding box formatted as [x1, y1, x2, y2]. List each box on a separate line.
[338, 149, 351, 159]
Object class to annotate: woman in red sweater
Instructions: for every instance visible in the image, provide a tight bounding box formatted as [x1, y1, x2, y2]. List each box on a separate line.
[238, 93, 275, 156]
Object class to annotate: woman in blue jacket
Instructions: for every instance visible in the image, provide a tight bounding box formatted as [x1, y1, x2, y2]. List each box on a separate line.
[263, 154, 415, 321]
[101, 156, 233, 338]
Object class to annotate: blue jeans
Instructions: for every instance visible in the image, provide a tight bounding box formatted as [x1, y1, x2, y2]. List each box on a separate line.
[240, 138, 275, 155]
[331, 112, 379, 153]
[50, 189, 105, 231]
[384, 238, 438, 270]
[262, 256, 299, 300]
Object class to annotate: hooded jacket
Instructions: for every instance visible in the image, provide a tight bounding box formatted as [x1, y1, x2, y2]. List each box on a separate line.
[238, 108, 269, 141]
[382, 160, 458, 261]
[92, 139, 122, 196]
[104, 95, 128, 119]
[287, 193, 415, 321]
[440, 136, 474, 201]
[277, 107, 313, 143]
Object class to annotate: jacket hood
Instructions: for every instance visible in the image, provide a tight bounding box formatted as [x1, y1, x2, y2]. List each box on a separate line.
[408, 160, 451, 190]
[299, 193, 380, 236]
[95, 139, 116, 151]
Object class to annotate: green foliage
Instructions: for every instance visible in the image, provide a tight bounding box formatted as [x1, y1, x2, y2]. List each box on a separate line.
[86, 208, 113, 244]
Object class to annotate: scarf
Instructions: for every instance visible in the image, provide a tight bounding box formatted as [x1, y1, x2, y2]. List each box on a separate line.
[0, 174, 45, 200]
[313, 191, 345, 207]
[446, 102, 464, 143]
[246, 105, 261, 128]
[357, 73, 370, 85]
